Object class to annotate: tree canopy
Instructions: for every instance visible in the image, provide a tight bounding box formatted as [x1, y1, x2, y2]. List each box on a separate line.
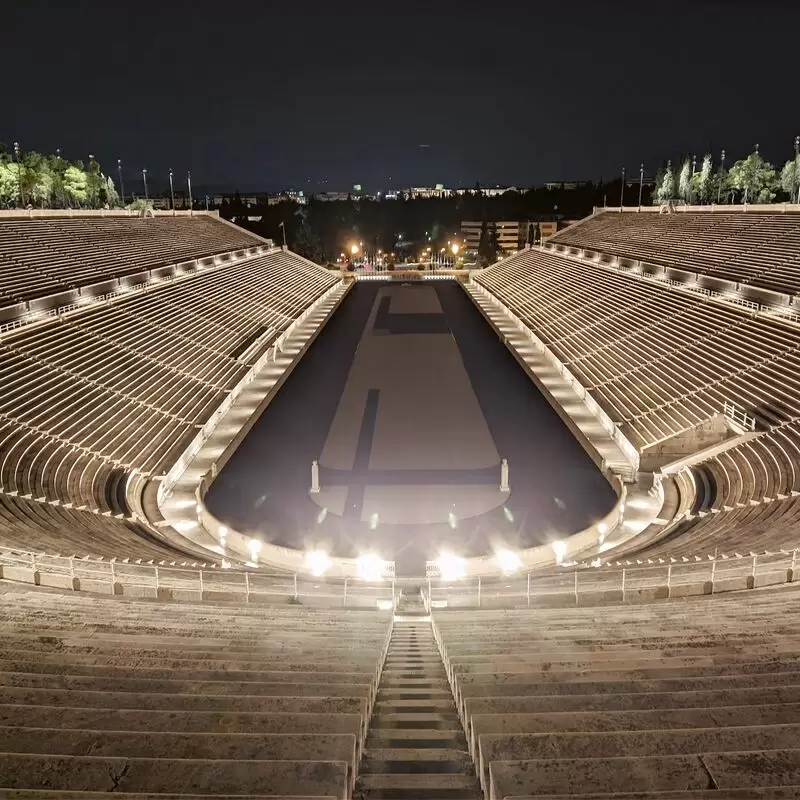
[0, 146, 120, 208]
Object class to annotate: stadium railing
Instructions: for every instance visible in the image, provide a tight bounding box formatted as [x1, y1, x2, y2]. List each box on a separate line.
[2, 546, 796, 610]
[0, 548, 395, 608]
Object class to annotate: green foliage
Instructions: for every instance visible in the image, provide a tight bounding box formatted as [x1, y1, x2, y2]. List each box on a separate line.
[654, 165, 675, 204]
[780, 158, 800, 201]
[727, 149, 777, 204]
[292, 220, 324, 262]
[477, 221, 499, 266]
[127, 198, 154, 212]
[0, 161, 20, 205]
[690, 154, 714, 204]
[678, 160, 692, 203]
[104, 176, 120, 207]
[63, 166, 88, 203]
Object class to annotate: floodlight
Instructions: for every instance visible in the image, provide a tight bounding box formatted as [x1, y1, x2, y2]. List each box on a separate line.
[495, 548, 522, 575]
[437, 552, 466, 581]
[305, 550, 331, 577]
[356, 553, 385, 581]
[552, 539, 567, 564]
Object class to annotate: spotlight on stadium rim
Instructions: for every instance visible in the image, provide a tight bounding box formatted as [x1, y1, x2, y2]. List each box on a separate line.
[436, 552, 466, 581]
[494, 547, 522, 575]
[248, 538, 262, 562]
[552, 539, 567, 565]
[305, 550, 331, 577]
[357, 553, 386, 581]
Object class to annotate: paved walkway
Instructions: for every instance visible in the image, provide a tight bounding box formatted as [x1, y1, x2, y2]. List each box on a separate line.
[157, 284, 350, 560]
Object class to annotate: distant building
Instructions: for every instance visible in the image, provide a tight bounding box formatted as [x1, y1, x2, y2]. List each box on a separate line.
[544, 181, 590, 190]
[461, 220, 525, 254]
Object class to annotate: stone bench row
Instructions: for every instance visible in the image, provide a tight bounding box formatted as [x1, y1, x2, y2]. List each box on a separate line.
[0, 753, 348, 799]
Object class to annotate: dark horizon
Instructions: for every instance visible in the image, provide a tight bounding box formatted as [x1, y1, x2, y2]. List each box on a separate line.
[6, 0, 800, 192]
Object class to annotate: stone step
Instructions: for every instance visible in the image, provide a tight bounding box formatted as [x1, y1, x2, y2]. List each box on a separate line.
[367, 729, 467, 749]
[376, 699, 455, 711]
[354, 773, 481, 798]
[381, 678, 449, 687]
[371, 713, 460, 730]
[378, 689, 452, 699]
[361, 748, 474, 774]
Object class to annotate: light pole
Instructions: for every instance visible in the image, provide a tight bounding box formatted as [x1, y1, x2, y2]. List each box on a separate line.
[187, 171, 193, 211]
[717, 149, 726, 205]
[142, 168, 149, 201]
[168, 168, 175, 211]
[638, 163, 644, 207]
[13, 142, 24, 207]
[117, 159, 125, 205]
[619, 167, 625, 208]
[690, 154, 697, 205]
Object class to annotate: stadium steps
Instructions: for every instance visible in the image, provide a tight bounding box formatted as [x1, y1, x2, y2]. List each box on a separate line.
[354, 618, 481, 799]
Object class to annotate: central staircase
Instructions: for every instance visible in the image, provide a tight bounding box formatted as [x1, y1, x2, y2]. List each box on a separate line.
[354, 592, 481, 799]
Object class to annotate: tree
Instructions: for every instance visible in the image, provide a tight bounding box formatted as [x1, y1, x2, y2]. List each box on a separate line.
[292, 220, 324, 262]
[0, 161, 20, 206]
[477, 221, 499, 266]
[691, 154, 714, 204]
[780, 158, 800, 203]
[727, 148, 777, 204]
[678, 159, 692, 203]
[104, 175, 120, 207]
[63, 165, 88, 204]
[654, 163, 675, 204]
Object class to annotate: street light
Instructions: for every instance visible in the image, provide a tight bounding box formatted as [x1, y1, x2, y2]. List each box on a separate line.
[717, 149, 726, 204]
[13, 142, 23, 207]
[350, 243, 360, 255]
[187, 170, 193, 211]
[638, 162, 644, 207]
[117, 159, 125, 205]
[619, 166, 625, 208]
[168, 168, 175, 211]
[141, 168, 149, 201]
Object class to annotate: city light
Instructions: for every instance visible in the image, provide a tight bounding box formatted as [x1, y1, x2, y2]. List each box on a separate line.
[350, 243, 359, 255]
[305, 549, 331, 577]
[436, 552, 466, 581]
[451, 243, 460, 255]
[495, 547, 522, 574]
[356, 553, 385, 581]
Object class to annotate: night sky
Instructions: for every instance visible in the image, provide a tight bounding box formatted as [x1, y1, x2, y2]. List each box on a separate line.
[6, 0, 799, 192]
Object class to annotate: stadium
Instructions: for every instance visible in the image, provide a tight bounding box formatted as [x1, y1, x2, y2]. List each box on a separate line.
[3, 204, 800, 799]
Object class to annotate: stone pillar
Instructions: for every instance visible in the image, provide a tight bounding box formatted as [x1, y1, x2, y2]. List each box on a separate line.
[310, 460, 320, 494]
[500, 458, 510, 493]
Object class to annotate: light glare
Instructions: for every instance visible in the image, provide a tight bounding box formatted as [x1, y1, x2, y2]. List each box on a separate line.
[495, 548, 522, 574]
[437, 552, 466, 581]
[305, 549, 331, 577]
[356, 553, 385, 581]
